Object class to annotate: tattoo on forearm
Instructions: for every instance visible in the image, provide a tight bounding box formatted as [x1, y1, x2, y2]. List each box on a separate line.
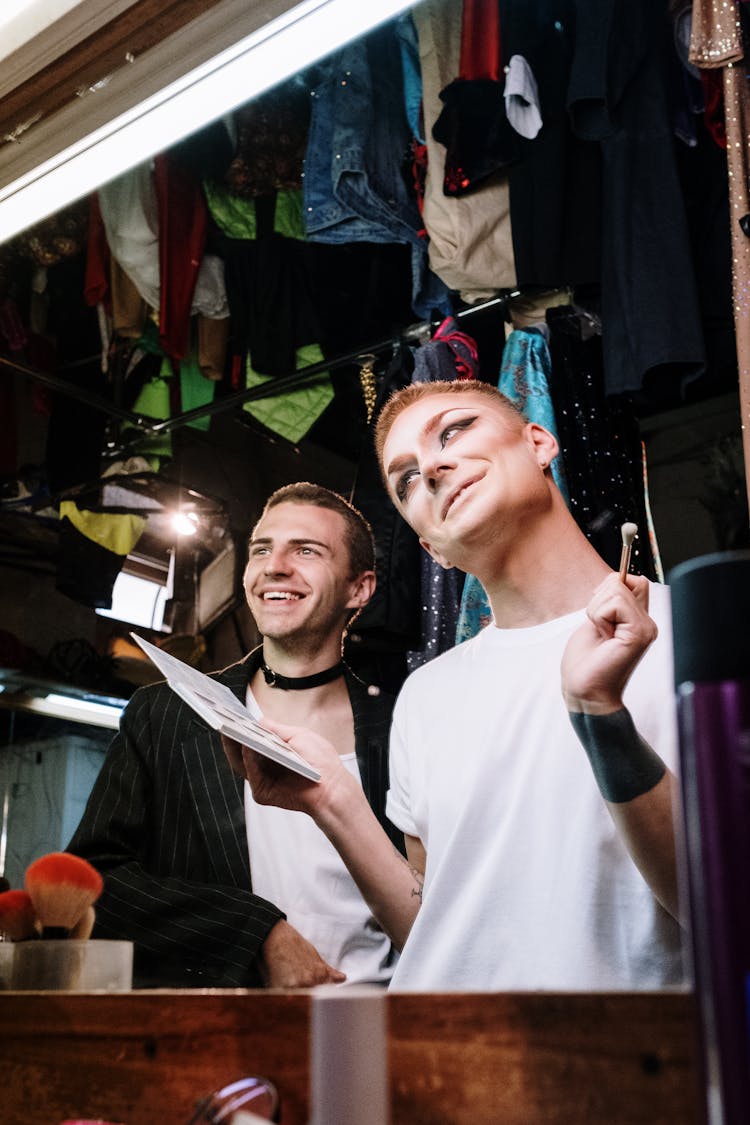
[568, 707, 666, 804]
[397, 849, 424, 904]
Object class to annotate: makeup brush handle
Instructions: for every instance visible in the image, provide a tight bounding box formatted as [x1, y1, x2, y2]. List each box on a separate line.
[70, 906, 96, 941]
[618, 522, 638, 582]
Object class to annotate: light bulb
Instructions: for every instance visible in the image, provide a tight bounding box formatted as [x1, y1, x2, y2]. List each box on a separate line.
[172, 510, 199, 536]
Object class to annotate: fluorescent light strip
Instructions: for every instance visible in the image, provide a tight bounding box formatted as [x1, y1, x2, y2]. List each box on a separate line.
[19, 693, 124, 729]
[0, 0, 416, 242]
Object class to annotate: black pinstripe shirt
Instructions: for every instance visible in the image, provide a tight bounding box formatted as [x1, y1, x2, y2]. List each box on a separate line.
[67, 648, 399, 987]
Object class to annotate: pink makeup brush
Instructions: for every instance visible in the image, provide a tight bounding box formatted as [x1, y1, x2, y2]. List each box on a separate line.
[25, 853, 103, 938]
[0, 890, 38, 940]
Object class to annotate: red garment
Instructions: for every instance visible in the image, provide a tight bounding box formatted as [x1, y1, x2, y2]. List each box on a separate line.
[432, 316, 479, 380]
[434, 0, 515, 198]
[153, 154, 207, 361]
[0, 296, 27, 352]
[459, 0, 502, 81]
[700, 69, 727, 148]
[84, 194, 110, 307]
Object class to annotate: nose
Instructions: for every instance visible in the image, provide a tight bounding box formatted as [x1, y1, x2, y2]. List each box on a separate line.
[262, 548, 292, 576]
[421, 452, 454, 493]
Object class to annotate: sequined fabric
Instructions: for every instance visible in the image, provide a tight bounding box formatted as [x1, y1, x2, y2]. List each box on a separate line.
[691, 0, 750, 513]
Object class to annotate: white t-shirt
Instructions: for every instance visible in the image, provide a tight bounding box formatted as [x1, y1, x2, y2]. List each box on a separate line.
[386, 582, 685, 992]
[244, 689, 395, 985]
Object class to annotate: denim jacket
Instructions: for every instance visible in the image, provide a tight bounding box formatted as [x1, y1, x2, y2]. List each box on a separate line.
[303, 22, 450, 318]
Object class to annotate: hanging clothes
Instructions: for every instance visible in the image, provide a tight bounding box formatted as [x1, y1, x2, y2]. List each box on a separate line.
[567, 0, 705, 397]
[208, 187, 329, 414]
[689, 0, 750, 515]
[412, 0, 516, 300]
[97, 161, 229, 362]
[405, 318, 478, 670]
[500, 0, 602, 290]
[545, 304, 661, 579]
[243, 343, 334, 443]
[431, 0, 520, 197]
[226, 80, 310, 198]
[302, 20, 450, 320]
[350, 344, 423, 688]
[44, 257, 110, 495]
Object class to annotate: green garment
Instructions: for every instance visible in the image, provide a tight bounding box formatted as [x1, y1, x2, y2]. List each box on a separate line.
[243, 343, 333, 443]
[202, 184, 306, 241]
[59, 502, 146, 556]
[179, 350, 214, 432]
[125, 358, 173, 459]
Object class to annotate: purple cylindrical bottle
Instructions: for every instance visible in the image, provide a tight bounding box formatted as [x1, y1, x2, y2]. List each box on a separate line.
[671, 550, 750, 1125]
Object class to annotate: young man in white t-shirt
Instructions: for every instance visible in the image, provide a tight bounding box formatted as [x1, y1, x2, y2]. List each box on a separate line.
[225, 382, 684, 990]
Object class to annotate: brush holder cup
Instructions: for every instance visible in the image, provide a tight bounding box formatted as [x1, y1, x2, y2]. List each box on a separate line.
[0, 942, 14, 988]
[10, 939, 133, 991]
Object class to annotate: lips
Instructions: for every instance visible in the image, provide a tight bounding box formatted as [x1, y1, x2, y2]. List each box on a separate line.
[441, 477, 480, 520]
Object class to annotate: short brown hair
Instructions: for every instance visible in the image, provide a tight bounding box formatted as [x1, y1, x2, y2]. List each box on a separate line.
[259, 482, 375, 577]
[374, 380, 525, 473]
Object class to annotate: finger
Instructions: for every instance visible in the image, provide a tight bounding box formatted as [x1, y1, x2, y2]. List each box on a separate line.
[590, 575, 650, 621]
[258, 715, 299, 740]
[588, 597, 657, 647]
[623, 572, 651, 609]
[241, 745, 284, 780]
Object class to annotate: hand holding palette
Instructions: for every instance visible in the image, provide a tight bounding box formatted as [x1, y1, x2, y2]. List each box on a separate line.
[130, 632, 321, 782]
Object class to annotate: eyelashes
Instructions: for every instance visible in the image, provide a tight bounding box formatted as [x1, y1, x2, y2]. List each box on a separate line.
[394, 415, 477, 500]
[396, 470, 419, 501]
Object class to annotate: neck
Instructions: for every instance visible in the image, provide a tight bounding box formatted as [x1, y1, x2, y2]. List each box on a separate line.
[475, 508, 612, 628]
[258, 636, 346, 685]
[259, 655, 345, 691]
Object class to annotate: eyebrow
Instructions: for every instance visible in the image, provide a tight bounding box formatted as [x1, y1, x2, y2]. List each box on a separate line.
[248, 536, 331, 551]
[384, 408, 460, 481]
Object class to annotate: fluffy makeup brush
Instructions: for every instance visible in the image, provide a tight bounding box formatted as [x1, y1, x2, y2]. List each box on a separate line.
[618, 522, 638, 582]
[25, 853, 103, 938]
[0, 890, 38, 940]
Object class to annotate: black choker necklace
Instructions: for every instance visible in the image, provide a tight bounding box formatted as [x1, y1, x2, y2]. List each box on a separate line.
[260, 659, 345, 690]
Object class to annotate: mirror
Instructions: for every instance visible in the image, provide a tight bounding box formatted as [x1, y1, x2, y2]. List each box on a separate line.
[0, 694, 115, 890]
[0, 0, 746, 992]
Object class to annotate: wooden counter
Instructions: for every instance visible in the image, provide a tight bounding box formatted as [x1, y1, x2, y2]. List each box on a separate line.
[0, 990, 705, 1124]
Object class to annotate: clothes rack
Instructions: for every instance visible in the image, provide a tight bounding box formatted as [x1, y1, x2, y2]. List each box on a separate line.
[0, 293, 517, 452]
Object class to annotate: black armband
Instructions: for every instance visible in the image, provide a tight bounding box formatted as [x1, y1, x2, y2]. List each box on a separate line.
[568, 708, 667, 804]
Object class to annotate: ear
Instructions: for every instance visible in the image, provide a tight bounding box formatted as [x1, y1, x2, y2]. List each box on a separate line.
[523, 422, 559, 470]
[346, 570, 376, 609]
[418, 537, 454, 571]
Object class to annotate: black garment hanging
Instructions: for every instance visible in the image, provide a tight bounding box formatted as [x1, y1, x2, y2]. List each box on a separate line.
[500, 0, 603, 290]
[348, 343, 422, 695]
[546, 304, 658, 580]
[567, 0, 705, 396]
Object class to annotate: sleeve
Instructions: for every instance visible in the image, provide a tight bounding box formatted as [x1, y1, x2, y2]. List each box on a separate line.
[384, 691, 419, 839]
[67, 687, 285, 988]
[624, 583, 680, 773]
